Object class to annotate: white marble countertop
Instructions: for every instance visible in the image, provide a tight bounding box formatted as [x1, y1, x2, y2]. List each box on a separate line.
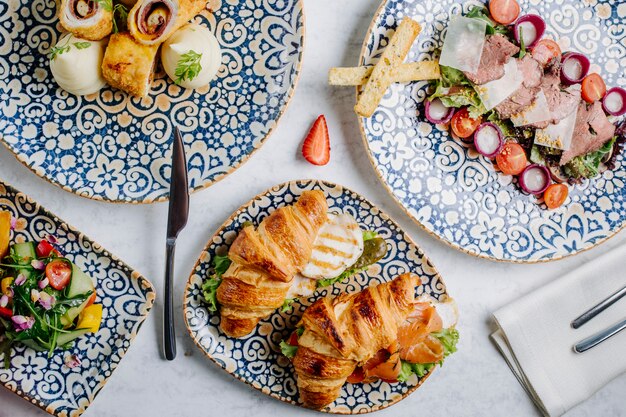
[1, 1, 625, 416]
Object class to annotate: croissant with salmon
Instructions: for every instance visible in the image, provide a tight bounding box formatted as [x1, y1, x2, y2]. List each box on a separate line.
[287, 273, 459, 409]
[216, 190, 328, 338]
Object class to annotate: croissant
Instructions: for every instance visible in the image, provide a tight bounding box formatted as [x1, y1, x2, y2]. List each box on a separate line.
[217, 190, 328, 338]
[293, 273, 419, 408]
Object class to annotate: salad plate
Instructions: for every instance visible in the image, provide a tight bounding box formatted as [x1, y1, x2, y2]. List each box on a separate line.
[0, 178, 155, 416]
[0, 0, 304, 203]
[359, 0, 626, 262]
[183, 179, 451, 414]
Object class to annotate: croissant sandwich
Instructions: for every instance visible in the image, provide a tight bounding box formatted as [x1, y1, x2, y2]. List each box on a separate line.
[282, 273, 459, 409]
[101, 32, 160, 97]
[58, 0, 113, 41]
[128, 0, 207, 45]
[216, 190, 328, 338]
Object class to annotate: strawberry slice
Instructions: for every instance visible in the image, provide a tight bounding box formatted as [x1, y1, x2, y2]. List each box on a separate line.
[302, 115, 330, 166]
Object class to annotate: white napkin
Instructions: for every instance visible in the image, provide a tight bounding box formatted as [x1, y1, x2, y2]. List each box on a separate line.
[491, 244, 626, 417]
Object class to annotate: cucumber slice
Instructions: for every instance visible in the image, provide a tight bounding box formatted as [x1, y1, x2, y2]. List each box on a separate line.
[60, 297, 91, 327]
[11, 242, 37, 279]
[56, 328, 90, 346]
[67, 263, 95, 298]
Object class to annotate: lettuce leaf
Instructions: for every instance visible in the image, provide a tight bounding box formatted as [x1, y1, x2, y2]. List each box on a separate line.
[280, 340, 298, 358]
[563, 136, 617, 179]
[397, 328, 460, 382]
[201, 254, 232, 312]
[430, 66, 487, 119]
[466, 6, 510, 36]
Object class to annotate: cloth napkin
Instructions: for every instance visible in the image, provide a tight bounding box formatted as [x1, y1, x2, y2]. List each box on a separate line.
[491, 244, 626, 417]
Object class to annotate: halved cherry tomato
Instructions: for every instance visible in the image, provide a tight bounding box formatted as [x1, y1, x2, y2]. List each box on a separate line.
[544, 184, 568, 209]
[496, 142, 528, 175]
[45, 259, 72, 290]
[288, 332, 299, 347]
[531, 39, 562, 66]
[86, 291, 97, 307]
[347, 367, 365, 384]
[581, 73, 606, 103]
[451, 108, 482, 139]
[0, 306, 12, 318]
[36, 240, 61, 258]
[489, 0, 520, 25]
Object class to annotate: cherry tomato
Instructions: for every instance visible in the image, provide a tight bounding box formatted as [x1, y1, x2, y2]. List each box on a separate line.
[544, 184, 568, 209]
[288, 332, 299, 346]
[581, 73, 606, 103]
[347, 367, 365, 384]
[451, 108, 482, 139]
[36, 240, 61, 258]
[86, 291, 97, 307]
[531, 39, 561, 66]
[496, 142, 528, 175]
[0, 306, 12, 318]
[45, 259, 72, 290]
[489, 0, 520, 25]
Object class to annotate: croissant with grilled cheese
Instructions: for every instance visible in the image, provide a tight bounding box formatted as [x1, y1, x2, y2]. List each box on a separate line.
[293, 273, 419, 408]
[216, 190, 328, 338]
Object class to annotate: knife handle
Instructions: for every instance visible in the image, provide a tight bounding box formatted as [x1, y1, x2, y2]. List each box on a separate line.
[163, 241, 177, 360]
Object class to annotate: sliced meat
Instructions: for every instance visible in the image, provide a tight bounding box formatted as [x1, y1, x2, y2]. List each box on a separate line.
[494, 55, 542, 118]
[560, 101, 617, 165]
[534, 62, 581, 126]
[464, 34, 520, 85]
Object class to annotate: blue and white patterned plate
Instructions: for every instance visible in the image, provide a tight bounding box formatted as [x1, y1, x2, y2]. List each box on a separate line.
[0, 178, 155, 416]
[0, 0, 304, 203]
[360, 0, 626, 262]
[184, 180, 452, 414]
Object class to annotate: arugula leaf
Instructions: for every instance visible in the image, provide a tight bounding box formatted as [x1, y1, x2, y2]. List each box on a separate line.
[279, 340, 298, 358]
[281, 298, 295, 313]
[175, 51, 203, 84]
[563, 136, 617, 179]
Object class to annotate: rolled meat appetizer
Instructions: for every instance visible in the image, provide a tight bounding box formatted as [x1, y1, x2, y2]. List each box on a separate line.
[127, 0, 206, 45]
[101, 32, 159, 97]
[58, 0, 113, 41]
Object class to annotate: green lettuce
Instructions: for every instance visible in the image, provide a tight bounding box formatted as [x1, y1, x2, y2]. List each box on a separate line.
[430, 66, 487, 119]
[201, 254, 232, 312]
[466, 6, 510, 36]
[397, 328, 460, 382]
[279, 340, 298, 358]
[563, 136, 617, 179]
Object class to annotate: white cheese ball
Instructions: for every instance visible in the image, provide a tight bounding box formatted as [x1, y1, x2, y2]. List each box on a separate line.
[161, 23, 222, 89]
[49, 33, 107, 96]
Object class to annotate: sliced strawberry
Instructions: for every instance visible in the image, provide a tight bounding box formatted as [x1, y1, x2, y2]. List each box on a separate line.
[301, 115, 330, 166]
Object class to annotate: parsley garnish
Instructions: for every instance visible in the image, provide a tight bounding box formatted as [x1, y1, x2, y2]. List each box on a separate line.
[175, 50, 203, 84]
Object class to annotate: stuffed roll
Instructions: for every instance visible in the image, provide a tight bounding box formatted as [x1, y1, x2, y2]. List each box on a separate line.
[127, 0, 206, 45]
[101, 32, 159, 97]
[58, 0, 113, 41]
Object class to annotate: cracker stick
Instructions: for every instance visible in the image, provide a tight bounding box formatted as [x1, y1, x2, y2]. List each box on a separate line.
[354, 17, 421, 117]
[328, 61, 440, 86]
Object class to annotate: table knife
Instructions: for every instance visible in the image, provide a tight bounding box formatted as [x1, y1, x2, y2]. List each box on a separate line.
[163, 127, 189, 361]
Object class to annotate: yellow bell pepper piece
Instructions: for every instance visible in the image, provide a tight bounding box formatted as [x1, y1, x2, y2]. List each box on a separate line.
[1, 277, 13, 296]
[0, 211, 11, 259]
[77, 304, 103, 333]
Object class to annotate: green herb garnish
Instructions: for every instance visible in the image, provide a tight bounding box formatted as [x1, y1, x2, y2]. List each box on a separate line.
[279, 340, 298, 358]
[49, 37, 92, 60]
[281, 298, 295, 313]
[466, 6, 509, 35]
[518, 27, 526, 59]
[175, 51, 203, 85]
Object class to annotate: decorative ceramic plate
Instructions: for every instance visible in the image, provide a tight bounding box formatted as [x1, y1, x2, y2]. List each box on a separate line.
[359, 0, 626, 262]
[0, 178, 155, 416]
[0, 0, 304, 203]
[184, 179, 451, 414]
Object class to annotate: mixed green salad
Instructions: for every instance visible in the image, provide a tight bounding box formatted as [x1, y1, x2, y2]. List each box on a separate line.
[0, 211, 102, 368]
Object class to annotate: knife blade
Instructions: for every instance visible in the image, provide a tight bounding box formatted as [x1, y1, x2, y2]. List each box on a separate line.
[163, 127, 189, 361]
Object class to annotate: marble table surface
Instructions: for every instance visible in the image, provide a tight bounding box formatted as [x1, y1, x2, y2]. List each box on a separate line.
[1, 1, 625, 416]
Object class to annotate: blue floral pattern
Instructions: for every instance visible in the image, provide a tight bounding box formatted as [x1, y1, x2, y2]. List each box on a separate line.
[184, 180, 451, 413]
[0, 179, 155, 416]
[0, 0, 304, 203]
[360, 0, 626, 262]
